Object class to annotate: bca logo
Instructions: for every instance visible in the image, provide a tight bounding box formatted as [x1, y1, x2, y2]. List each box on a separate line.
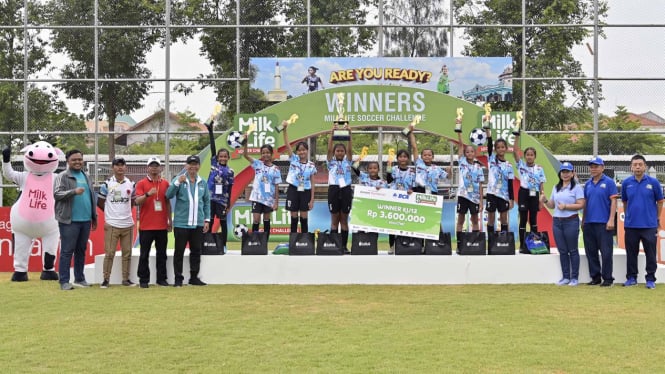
[392, 193, 409, 199]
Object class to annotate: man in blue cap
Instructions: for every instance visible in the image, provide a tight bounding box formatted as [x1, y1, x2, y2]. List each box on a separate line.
[582, 156, 618, 287]
[621, 154, 663, 289]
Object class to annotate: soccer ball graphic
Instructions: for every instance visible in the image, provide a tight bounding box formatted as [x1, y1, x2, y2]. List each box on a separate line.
[469, 128, 487, 146]
[233, 224, 248, 238]
[227, 131, 244, 149]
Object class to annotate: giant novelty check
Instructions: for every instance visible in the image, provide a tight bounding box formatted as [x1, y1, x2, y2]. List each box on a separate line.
[350, 185, 444, 240]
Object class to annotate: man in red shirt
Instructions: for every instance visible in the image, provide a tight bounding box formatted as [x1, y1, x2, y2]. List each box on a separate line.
[135, 157, 172, 288]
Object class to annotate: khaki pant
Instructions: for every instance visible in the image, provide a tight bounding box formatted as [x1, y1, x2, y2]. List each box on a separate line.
[102, 224, 134, 281]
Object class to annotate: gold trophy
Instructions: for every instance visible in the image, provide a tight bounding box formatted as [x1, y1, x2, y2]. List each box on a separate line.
[401, 114, 421, 137]
[239, 121, 258, 145]
[276, 113, 298, 133]
[387, 148, 395, 162]
[332, 92, 351, 141]
[454, 107, 464, 133]
[482, 103, 492, 129]
[204, 103, 223, 128]
[353, 146, 369, 171]
[512, 111, 523, 136]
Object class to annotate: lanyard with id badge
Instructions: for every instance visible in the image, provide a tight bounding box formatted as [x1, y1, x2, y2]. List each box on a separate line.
[152, 179, 163, 212]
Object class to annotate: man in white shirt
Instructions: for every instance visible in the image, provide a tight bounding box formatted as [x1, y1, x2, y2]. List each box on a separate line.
[97, 157, 137, 288]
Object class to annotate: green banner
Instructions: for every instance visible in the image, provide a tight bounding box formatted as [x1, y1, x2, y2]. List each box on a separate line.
[350, 186, 444, 240]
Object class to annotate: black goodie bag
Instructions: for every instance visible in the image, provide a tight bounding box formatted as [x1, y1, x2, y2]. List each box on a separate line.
[316, 231, 344, 255]
[456, 231, 486, 255]
[241, 231, 268, 255]
[201, 232, 225, 255]
[424, 232, 452, 255]
[288, 232, 316, 255]
[487, 231, 516, 255]
[351, 232, 378, 255]
[394, 236, 423, 255]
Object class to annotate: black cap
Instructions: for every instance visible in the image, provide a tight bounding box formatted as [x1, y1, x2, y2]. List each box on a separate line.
[112, 157, 126, 165]
[186, 155, 200, 164]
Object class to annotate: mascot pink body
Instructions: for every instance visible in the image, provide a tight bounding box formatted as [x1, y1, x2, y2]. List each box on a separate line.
[2, 141, 63, 281]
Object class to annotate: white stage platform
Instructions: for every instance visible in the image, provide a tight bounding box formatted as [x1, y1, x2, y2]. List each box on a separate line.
[93, 249, 665, 285]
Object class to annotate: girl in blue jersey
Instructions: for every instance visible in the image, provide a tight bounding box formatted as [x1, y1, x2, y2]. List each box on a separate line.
[408, 129, 449, 195]
[327, 126, 353, 252]
[357, 161, 387, 189]
[243, 141, 282, 241]
[484, 128, 514, 233]
[282, 120, 317, 233]
[205, 122, 234, 250]
[386, 149, 416, 252]
[455, 131, 485, 233]
[513, 132, 546, 252]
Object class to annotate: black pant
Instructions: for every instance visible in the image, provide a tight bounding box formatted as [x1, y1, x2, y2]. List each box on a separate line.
[173, 227, 203, 282]
[137, 230, 168, 284]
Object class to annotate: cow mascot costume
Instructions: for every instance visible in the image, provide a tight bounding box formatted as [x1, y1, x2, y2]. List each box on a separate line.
[2, 142, 63, 281]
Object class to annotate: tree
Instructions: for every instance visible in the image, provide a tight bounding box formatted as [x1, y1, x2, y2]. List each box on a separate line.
[454, 0, 608, 131]
[538, 106, 665, 155]
[382, 0, 448, 57]
[48, 0, 166, 159]
[0, 1, 87, 205]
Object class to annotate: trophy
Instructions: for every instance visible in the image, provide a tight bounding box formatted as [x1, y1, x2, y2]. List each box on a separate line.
[239, 121, 258, 146]
[387, 148, 395, 172]
[276, 113, 298, 133]
[204, 103, 223, 129]
[353, 146, 369, 171]
[332, 92, 351, 141]
[454, 108, 464, 133]
[512, 111, 523, 136]
[482, 103, 492, 129]
[401, 115, 421, 137]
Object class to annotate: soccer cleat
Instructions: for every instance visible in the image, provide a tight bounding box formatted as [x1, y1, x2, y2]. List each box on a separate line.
[122, 280, 137, 287]
[100, 279, 109, 289]
[600, 280, 613, 287]
[139, 283, 149, 289]
[60, 283, 74, 291]
[156, 280, 170, 287]
[174, 280, 183, 288]
[568, 279, 579, 287]
[40, 270, 59, 281]
[586, 278, 601, 286]
[646, 281, 656, 289]
[11, 272, 29, 282]
[189, 277, 207, 286]
[623, 277, 637, 287]
[556, 278, 570, 286]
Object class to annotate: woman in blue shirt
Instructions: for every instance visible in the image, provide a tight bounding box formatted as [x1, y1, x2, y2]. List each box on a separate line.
[541, 162, 585, 286]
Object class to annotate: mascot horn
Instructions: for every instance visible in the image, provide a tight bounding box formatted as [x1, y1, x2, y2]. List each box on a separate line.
[2, 141, 63, 281]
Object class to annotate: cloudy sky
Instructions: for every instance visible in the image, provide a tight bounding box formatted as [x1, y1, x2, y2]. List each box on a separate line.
[53, 0, 664, 123]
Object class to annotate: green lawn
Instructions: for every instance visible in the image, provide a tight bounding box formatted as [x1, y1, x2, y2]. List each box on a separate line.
[2, 273, 662, 373]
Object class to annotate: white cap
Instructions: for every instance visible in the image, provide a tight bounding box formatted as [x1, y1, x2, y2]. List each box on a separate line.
[146, 156, 161, 166]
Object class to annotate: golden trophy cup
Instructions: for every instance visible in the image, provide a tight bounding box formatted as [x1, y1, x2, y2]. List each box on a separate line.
[239, 121, 258, 145]
[353, 146, 369, 170]
[482, 103, 492, 129]
[512, 111, 523, 136]
[401, 114, 421, 137]
[332, 92, 350, 141]
[454, 107, 464, 133]
[276, 113, 298, 133]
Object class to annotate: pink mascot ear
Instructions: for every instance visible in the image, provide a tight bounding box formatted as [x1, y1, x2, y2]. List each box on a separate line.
[54, 147, 65, 157]
[20, 145, 30, 153]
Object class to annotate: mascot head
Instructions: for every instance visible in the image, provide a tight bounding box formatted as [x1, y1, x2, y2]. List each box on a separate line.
[21, 141, 63, 174]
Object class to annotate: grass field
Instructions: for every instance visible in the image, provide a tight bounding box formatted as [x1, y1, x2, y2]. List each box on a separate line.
[2, 272, 663, 373]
